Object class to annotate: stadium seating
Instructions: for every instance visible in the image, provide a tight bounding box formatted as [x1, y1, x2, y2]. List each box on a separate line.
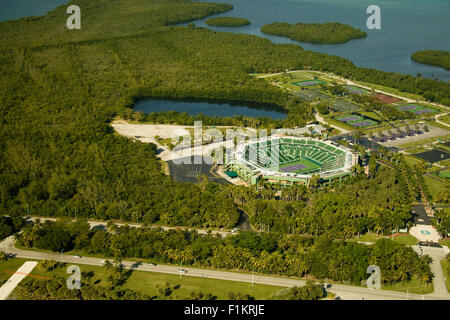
[243, 139, 346, 173]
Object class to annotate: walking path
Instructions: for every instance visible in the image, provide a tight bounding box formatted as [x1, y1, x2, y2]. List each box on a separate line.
[0, 261, 38, 300]
[412, 246, 450, 298]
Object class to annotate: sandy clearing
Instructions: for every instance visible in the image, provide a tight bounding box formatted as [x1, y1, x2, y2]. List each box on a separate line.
[112, 123, 190, 140]
[111, 122, 258, 161]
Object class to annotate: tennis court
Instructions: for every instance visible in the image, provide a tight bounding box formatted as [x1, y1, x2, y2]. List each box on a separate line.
[348, 119, 377, 127]
[397, 104, 438, 115]
[336, 114, 377, 128]
[291, 79, 326, 87]
[370, 93, 401, 104]
[279, 158, 320, 174]
[330, 99, 361, 112]
[336, 115, 364, 123]
[296, 90, 331, 102]
[345, 85, 368, 94]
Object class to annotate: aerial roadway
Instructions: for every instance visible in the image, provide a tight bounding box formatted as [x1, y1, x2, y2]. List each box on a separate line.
[1, 236, 449, 301]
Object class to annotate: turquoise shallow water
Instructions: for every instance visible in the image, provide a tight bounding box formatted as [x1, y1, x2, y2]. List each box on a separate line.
[1, 0, 449, 81]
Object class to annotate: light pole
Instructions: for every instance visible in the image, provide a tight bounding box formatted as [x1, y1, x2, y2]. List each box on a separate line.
[60, 249, 64, 263]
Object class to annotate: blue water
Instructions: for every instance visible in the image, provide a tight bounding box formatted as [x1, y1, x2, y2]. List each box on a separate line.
[0, 0, 68, 21]
[186, 0, 450, 81]
[133, 99, 287, 119]
[1, 0, 449, 81]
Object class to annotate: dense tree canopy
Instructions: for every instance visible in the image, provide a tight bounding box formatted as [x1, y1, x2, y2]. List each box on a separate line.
[205, 17, 251, 27]
[412, 50, 450, 71]
[261, 22, 367, 44]
[0, 215, 25, 240]
[1, 0, 448, 240]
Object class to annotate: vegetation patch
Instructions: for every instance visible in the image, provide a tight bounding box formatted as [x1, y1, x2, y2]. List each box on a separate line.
[412, 50, 450, 71]
[261, 22, 367, 44]
[205, 17, 251, 27]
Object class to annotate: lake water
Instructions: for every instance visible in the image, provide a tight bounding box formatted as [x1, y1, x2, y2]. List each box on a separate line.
[1, 0, 449, 81]
[133, 99, 286, 119]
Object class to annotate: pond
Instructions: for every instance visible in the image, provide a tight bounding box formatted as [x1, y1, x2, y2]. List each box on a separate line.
[133, 98, 286, 119]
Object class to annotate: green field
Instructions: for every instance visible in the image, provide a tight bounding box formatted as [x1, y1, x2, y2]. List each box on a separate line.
[424, 175, 448, 202]
[279, 157, 321, 174]
[440, 238, 450, 247]
[0, 258, 284, 300]
[382, 279, 433, 295]
[439, 170, 450, 178]
[439, 114, 450, 125]
[348, 234, 418, 246]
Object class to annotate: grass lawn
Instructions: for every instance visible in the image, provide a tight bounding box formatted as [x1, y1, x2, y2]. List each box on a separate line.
[438, 114, 450, 125]
[405, 147, 427, 154]
[122, 270, 283, 299]
[348, 234, 417, 246]
[359, 111, 382, 121]
[437, 158, 450, 167]
[392, 234, 418, 246]
[382, 279, 433, 295]
[440, 260, 449, 293]
[439, 238, 450, 247]
[404, 155, 425, 167]
[439, 170, 450, 178]
[423, 175, 447, 202]
[430, 121, 450, 131]
[0, 258, 284, 300]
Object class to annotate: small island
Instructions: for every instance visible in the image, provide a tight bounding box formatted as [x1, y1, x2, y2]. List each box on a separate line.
[411, 50, 450, 71]
[261, 22, 367, 44]
[205, 17, 251, 27]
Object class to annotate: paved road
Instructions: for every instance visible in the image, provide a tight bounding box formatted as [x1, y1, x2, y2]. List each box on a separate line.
[412, 245, 450, 298]
[412, 204, 432, 225]
[0, 261, 38, 300]
[1, 236, 448, 300]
